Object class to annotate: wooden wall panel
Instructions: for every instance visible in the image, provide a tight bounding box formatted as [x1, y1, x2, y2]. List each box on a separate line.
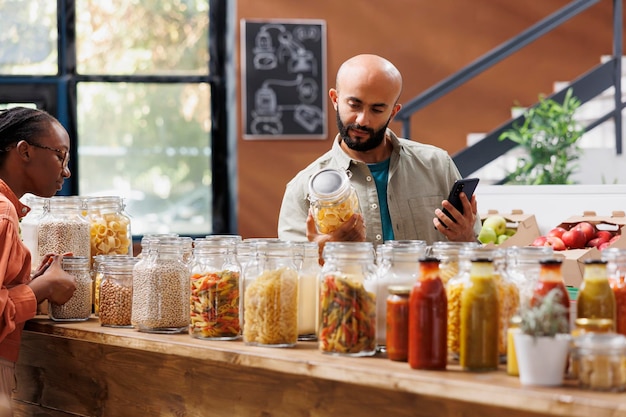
[236, 0, 620, 238]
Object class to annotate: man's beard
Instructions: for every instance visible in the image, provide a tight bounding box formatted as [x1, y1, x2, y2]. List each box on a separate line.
[336, 111, 390, 152]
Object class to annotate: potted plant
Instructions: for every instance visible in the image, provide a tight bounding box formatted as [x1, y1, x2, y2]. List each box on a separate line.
[499, 88, 584, 185]
[513, 288, 571, 386]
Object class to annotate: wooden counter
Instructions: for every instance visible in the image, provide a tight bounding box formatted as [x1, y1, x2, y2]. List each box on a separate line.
[12, 316, 626, 417]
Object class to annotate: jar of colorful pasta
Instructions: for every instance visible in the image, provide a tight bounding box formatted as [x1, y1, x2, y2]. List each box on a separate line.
[319, 241, 377, 357]
[190, 236, 241, 340]
[308, 168, 361, 234]
[242, 240, 299, 347]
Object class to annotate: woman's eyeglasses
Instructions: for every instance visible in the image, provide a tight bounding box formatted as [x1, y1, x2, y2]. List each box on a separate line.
[27, 142, 69, 168]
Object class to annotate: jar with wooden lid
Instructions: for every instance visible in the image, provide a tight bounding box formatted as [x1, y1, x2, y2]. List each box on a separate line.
[49, 256, 92, 322]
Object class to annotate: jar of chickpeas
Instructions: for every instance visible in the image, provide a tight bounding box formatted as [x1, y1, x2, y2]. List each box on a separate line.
[308, 168, 361, 234]
[99, 256, 137, 327]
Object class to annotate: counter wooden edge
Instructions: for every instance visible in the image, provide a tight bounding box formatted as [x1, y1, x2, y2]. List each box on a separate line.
[23, 317, 626, 417]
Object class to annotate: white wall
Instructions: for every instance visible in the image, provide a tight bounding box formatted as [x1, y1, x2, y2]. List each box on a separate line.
[475, 184, 626, 234]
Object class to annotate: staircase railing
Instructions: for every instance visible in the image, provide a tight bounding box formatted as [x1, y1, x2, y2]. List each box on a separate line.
[395, 0, 623, 180]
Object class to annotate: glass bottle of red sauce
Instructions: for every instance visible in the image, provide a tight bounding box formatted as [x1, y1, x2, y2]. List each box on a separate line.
[531, 259, 570, 329]
[577, 259, 616, 328]
[386, 286, 411, 362]
[459, 257, 499, 371]
[603, 248, 626, 336]
[408, 257, 448, 370]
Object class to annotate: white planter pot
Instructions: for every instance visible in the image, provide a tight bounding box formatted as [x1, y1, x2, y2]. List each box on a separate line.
[513, 333, 571, 386]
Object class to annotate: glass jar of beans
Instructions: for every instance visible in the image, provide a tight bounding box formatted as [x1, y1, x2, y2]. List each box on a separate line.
[131, 236, 191, 333]
[37, 196, 90, 263]
[99, 256, 137, 328]
[49, 256, 92, 321]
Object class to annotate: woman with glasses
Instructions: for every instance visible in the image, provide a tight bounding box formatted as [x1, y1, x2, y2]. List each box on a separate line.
[0, 107, 76, 412]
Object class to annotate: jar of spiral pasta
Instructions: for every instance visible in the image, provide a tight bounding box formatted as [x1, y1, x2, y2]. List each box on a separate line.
[85, 196, 132, 259]
[319, 242, 377, 357]
[49, 256, 92, 321]
[38, 196, 91, 263]
[242, 240, 299, 347]
[190, 236, 241, 340]
[131, 236, 191, 333]
[99, 256, 137, 327]
[308, 168, 361, 234]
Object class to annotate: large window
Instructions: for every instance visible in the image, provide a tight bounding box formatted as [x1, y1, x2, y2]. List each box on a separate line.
[0, 0, 232, 237]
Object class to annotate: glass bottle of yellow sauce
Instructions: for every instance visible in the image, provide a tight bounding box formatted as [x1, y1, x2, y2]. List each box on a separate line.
[460, 257, 499, 371]
[577, 259, 616, 329]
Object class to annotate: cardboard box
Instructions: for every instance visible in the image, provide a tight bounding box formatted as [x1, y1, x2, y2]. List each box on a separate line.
[555, 211, 626, 287]
[481, 209, 541, 248]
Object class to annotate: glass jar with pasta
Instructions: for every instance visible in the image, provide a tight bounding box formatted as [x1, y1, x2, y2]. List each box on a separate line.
[190, 236, 241, 340]
[86, 196, 132, 260]
[308, 168, 361, 234]
[242, 240, 299, 347]
[430, 241, 479, 286]
[319, 242, 377, 357]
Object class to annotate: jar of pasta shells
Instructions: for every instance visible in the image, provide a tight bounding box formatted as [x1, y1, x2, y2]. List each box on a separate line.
[86, 196, 132, 260]
[308, 168, 361, 234]
[446, 246, 519, 361]
[190, 236, 241, 340]
[49, 256, 92, 322]
[38, 196, 91, 263]
[99, 256, 137, 327]
[242, 240, 299, 347]
[319, 241, 377, 357]
[131, 236, 191, 333]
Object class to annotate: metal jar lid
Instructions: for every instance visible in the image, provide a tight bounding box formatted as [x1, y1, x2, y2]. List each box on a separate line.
[308, 168, 350, 201]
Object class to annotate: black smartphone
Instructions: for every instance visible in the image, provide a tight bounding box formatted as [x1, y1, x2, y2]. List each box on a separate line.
[440, 177, 480, 226]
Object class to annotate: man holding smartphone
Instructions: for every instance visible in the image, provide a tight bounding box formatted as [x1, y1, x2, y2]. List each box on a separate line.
[278, 54, 481, 247]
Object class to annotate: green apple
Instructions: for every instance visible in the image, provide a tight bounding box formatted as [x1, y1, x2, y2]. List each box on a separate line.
[497, 234, 509, 244]
[482, 215, 507, 236]
[478, 226, 497, 244]
[504, 228, 517, 236]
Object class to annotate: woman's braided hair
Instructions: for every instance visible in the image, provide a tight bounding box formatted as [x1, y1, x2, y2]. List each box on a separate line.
[0, 107, 57, 165]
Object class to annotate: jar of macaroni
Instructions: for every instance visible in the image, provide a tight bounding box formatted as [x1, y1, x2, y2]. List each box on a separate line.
[38, 196, 91, 263]
[308, 168, 361, 234]
[319, 242, 377, 357]
[131, 236, 191, 333]
[99, 256, 137, 327]
[49, 256, 92, 322]
[190, 236, 241, 340]
[85, 196, 132, 260]
[242, 240, 299, 347]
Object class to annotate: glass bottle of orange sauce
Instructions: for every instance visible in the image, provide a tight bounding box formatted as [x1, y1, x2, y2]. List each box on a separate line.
[460, 257, 498, 371]
[531, 258, 570, 330]
[408, 257, 447, 370]
[386, 286, 411, 362]
[577, 259, 616, 328]
[603, 248, 626, 335]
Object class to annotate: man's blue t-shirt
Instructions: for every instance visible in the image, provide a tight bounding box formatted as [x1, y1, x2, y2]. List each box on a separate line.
[368, 159, 394, 241]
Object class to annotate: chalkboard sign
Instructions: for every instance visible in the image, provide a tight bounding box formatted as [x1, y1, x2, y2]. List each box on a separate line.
[241, 19, 327, 140]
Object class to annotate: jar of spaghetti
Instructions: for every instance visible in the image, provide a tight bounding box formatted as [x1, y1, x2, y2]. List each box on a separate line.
[386, 285, 411, 362]
[308, 168, 361, 234]
[319, 242, 377, 357]
[242, 240, 299, 347]
[296, 241, 321, 340]
[190, 236, 241, 340]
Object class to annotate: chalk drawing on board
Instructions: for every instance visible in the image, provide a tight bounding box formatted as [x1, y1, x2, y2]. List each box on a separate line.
[242, 20, 327, 139]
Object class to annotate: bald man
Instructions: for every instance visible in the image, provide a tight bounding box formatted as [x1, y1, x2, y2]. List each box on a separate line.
[278, 54, 481, 248]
